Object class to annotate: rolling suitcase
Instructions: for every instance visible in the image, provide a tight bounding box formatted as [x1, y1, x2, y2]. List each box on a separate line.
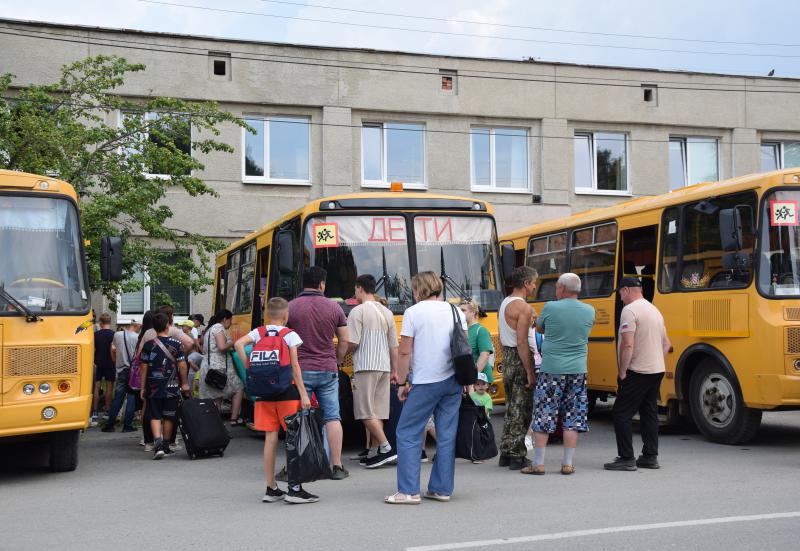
[178, 398, 230, 460]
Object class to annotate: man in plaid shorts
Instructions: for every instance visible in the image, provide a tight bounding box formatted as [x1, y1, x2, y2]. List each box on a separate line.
[522, 273, 595, 476]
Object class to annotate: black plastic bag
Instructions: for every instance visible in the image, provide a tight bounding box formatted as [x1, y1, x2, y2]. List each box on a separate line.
[284, 409, 332, 484]
[455, 397, 498, 461]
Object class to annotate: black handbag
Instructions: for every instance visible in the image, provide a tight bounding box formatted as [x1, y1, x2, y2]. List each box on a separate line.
[203, 330, 228, 391]
[449, 303, 477, 386]
[455, 397, 498, 461]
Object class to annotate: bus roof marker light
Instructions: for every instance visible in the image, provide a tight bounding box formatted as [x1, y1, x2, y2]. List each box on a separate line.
[38, 180, 49, 190]
[794, 175, 800, 183]
[390, 182, 404, 192]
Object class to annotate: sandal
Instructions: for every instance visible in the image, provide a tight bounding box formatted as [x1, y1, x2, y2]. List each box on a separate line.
[423, 491, 451, 502]
[521, 464, 546, 475]
[561, 465, 575, 475]
[230, 418, 244, 427]
[384, 492, 421, 505]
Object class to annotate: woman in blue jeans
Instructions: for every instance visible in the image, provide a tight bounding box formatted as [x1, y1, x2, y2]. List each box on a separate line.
[385, 271, 468, 505]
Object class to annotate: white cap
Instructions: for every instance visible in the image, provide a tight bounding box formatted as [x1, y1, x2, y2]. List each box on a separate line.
[477, 372, 489, 383]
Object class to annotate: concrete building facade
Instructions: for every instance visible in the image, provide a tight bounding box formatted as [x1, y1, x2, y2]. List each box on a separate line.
[4, 18, 800, 318]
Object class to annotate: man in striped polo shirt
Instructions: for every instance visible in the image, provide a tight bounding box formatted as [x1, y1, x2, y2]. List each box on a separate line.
[343, 274, 399, 469]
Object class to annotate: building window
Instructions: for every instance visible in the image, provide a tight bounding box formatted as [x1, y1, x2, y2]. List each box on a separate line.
[669, 137, 719, 190]
[119, 253, 191, 318]
[440, 69, 457, 94]
[122, 111, 192, 178]
[471, 127, 529, 192]
[362, 122, 425, 189]
[208, 51, 231, 80]
[574, 132, 629, 194]
[243, 116, 311, 184]
[761, 141, 800, 172]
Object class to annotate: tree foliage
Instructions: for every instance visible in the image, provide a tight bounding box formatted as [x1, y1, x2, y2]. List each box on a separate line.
[0, 55, 246, 310]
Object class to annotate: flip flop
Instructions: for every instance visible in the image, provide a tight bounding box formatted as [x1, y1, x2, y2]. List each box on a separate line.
[423, 491, 451, 502]
[384, 492, 421, 505]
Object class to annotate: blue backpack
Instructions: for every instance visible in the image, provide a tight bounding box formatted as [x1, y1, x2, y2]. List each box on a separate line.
[246, 327, 293, 399]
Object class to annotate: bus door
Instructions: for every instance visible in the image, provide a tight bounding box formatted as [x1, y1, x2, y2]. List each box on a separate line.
[271, 218, 301, 301]
[617, 225, 659, 330]
[252, 245, 270, 329]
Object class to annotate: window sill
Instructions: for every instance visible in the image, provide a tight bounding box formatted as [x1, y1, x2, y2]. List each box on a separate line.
[471, 186, 531, 195]
[242, 178, 313, 186]
[362, 181, 428, 190]
[574, 188, 632, 197]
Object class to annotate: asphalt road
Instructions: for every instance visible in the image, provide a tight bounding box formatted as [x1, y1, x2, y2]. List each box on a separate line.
[2, 403, 799, 551]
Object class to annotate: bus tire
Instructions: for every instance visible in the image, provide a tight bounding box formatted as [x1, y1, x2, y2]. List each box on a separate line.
[49, 430, 80, 472]
[689, 361, 762, 444]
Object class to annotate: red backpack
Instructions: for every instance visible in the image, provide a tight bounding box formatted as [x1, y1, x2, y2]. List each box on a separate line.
[246, 327, 293, 398]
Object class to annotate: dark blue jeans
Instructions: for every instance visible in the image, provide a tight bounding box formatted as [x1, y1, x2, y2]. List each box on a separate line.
[106, 371, 136, 430]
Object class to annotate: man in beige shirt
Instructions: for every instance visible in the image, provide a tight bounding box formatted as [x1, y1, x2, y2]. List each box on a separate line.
[604, 277, 672, 471]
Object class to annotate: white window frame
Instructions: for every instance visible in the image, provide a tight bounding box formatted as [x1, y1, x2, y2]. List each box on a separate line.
[117, 265, 192, 323]
[574, 131, 631, 196]
[470, 127, 531, 194]
[761, 140, 800, 170]
[669, 136, 720, 188]
[119, 111, 193, 180]
[361, 121, 427, 190]
[241, 115, 312, 186]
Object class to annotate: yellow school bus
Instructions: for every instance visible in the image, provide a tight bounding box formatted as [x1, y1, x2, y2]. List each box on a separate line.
[212, 188, 512, 426]
[0, 170, 121, 470]
[503, 169, 800, 444]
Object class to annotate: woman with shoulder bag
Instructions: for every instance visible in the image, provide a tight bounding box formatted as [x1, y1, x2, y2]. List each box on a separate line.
[198, 309, 245, 425]
[384, 272, 468, 505]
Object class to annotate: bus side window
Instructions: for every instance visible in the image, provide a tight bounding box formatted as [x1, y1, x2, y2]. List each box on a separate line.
[659, 208, 680, 292]
[274, 230, 297, 301]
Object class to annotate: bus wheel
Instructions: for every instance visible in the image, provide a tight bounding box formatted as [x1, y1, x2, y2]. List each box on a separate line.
[49, 430, 80, 472]
[689, 361, 761, 445]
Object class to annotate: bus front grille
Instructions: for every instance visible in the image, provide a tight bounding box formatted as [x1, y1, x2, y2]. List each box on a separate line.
[3, 346, 79, 377]
[785, 308, 800, 321]
[786, 328, 800, 355]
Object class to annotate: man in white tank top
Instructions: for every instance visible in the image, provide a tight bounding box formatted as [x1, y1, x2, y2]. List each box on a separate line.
[498, 266, 538, 471]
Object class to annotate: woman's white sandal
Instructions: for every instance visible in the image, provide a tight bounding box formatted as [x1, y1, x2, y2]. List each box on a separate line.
[384, 492, 421, 505]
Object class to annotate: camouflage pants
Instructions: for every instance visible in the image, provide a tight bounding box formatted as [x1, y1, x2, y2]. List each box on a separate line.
[499, 346, 534, 459]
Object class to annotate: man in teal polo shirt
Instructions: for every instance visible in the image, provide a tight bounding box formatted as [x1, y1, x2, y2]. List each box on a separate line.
[521, 272, 595, 476]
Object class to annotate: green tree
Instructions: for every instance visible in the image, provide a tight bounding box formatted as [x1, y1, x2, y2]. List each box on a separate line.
[0, 55, 247, 309]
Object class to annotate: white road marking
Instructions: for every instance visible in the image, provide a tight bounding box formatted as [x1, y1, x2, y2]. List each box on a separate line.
[406, 511, 800, 551]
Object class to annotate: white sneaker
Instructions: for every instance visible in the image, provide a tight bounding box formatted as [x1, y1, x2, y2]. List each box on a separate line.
[144, 443, 154, 452]
[169, 443, 182, 452]
[89, 416, 99, 428]
[524, 435, 534, 451]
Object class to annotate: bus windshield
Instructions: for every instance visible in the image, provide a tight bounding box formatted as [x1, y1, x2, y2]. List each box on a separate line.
[759, 190, 800, 297]
[305, 215, 413, 314]
[0, 195, 89, 314]
[414, 215, 503, 310]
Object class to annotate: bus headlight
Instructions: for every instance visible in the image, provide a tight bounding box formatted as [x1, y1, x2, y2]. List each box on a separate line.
[39, 383, 51, 394]
[42, 407, 57, 420]
[23, 384, 35, 395]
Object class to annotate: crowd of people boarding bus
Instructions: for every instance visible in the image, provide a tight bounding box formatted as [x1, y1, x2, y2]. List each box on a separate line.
[92, 265, 670, 503]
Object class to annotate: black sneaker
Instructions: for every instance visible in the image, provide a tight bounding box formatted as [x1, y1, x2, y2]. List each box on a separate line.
[262, 486, 286, 503]
[498, 453, 510, 467]
[365, 449, 398, 469]
[508, 457, 532, 470]
[285, 488, 319, 504]
[101, 425, 115, 433]
[121, 426, 137, 433]
[636, 455, 660, 469]
[163, 445, 175, 457]
[604, 457, 637, 471]
[350, 449, 369, 461]
[421, 450, 429, 463]
[153, 444, 166, 460]
[275, 466, 288, 482]
[331, 465, 349, 480]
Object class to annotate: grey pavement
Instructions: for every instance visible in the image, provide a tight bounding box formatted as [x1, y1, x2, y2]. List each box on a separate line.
[1, 403, 799, 551]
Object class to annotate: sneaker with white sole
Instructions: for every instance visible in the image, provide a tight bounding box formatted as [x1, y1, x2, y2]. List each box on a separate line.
[169, 443, 182, 452]
[153, 445, 166, 460]
[364, 449, 398, 469]
[144, 443, 154, 452]
[285, 488, 319, 504]
[262, 486, 286, 503]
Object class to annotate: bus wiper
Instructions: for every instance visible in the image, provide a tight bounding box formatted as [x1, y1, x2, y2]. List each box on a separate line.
[439, 247, 483, 315]
[0, 285, 42, 322]
[375, 247, 389, 294]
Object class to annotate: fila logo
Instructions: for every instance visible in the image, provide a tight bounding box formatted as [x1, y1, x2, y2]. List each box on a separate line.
[250, 350, 279, 362]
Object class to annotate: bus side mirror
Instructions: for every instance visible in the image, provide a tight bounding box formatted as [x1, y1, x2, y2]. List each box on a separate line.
[100, 236, 123, 282]
[501, 243, 516, 281]
[277, 232, 295, 275]
[719, 208, 743, 252]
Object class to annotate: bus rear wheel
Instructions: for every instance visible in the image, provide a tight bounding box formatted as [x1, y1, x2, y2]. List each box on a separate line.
[689, 361, 761, 445]
[49, 430, 80, 472]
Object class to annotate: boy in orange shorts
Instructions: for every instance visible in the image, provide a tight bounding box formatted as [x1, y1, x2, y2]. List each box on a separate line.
[234, 297, 315, 504]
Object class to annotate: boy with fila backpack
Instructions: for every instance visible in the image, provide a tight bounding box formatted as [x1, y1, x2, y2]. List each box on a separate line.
[234, 297, 315, 504]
